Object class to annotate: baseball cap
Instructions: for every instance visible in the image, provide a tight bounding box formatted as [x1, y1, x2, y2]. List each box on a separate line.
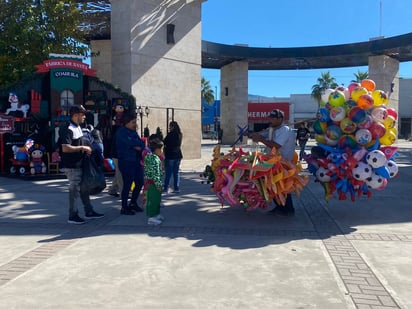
[69, 105, 88, 115]
[268, 109, 284, 119]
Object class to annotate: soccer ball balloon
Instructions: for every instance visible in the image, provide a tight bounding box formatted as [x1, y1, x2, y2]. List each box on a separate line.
[366, 150, 387, 168]
[352, 162, 373, 181]
[385, 160, 398, 178]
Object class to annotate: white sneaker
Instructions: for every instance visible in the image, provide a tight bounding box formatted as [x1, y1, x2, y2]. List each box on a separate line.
[148, 217, 162, 225]
[155, 214, 164, 221]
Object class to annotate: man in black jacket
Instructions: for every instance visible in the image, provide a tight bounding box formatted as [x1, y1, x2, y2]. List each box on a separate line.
[60, 105, 104, 224]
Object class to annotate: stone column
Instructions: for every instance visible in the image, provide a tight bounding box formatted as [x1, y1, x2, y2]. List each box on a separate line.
[109, 0, 204, 159]
[220, 61, 249, 145]
[368, 55, 399, 112]
[90, 40, 112, 83]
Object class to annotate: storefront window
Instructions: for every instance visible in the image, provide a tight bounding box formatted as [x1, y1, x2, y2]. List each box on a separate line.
[60, 90, 74, 115]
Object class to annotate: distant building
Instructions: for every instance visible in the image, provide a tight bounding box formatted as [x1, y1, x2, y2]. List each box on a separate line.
[202, 85, 412, 139]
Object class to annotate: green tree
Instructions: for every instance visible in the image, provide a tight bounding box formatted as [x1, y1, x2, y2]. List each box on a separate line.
[201, 77, 215, 104]
[311, 71, 339, 105]
[0, 0, 90, 89]
[351, 70, 369, 83]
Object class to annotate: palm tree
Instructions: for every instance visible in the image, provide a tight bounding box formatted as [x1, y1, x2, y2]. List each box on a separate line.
[351, 70, 369, 83]
[201, 77, 215, 105]
[311, 71, 339, 105]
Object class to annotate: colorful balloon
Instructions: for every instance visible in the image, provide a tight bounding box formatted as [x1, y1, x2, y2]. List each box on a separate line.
[321, 89, 334, 105]
[337, 86, 350, 100]
[380, 130, 396, 146]
[340, 118, 357, 134]
[317, 107, 331, 122]
[328, 90, 346, 107]
[361, 79, 376, 92]
[347, 82, 361, 96]
[358, 114, 373, 129]
[357, 94, 374, 110]
[339, 134, 357, 148]
[371, 107, 388, 123]
[355, 129, 372, 145]
[383, 115, 396, 129]
[351, 87, 368, 102]
[369, 121, 386, 138]
[326, 124, 342, 140]
[312, 120, 327, 134]
[348, 107, 366, 123]
[371, 90, 388, 106]
[386, 108, 398, 120]
[330, 106, 346, 122]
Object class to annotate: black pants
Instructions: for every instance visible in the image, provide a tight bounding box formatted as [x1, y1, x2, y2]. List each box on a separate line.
[274, 194, 294, 210]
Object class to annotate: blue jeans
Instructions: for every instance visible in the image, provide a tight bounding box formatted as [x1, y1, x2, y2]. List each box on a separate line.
[118, 160, 144, 208]
[64, 168, 93, 217]
[164, 159, 181, 191]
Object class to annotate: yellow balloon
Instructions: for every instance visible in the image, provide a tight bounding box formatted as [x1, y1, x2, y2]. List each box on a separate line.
[371, 90, 388, 106]
[351, 87, 368, 102]
[383, 115, 396, 129]
[379, 130, 396, 145]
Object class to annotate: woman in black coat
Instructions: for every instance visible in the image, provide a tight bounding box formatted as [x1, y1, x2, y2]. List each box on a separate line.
[163, 121, 183, 193]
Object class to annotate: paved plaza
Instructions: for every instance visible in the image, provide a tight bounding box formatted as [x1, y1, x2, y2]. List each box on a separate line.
[0, 140, 411, 309]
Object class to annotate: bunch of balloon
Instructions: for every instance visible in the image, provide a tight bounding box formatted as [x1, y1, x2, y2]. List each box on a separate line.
[306, 79, 399, 201]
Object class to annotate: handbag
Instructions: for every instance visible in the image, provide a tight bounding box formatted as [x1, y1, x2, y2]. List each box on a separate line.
[80, 154, 106, 195]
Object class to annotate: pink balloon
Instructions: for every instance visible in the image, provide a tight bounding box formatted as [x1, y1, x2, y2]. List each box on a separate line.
[386, 108, 398, 120]
[348, 82, 361, 95]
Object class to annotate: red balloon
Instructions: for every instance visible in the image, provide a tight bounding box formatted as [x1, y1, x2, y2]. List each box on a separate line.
[386, 107, 398, 120]
[369, 121, 386, 138]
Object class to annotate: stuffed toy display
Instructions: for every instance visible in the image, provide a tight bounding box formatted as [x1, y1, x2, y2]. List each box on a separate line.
[29, 144, 46, 175]
[112, 100, 128, 126]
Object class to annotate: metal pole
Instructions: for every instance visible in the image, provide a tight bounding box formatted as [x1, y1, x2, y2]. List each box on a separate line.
[140, 113, 143, 136]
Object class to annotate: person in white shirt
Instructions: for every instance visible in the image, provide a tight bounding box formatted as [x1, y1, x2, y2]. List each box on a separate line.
[247, 109, 296, 216]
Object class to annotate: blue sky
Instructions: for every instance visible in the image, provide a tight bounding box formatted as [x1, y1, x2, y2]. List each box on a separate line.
[201, 0, 412, 98]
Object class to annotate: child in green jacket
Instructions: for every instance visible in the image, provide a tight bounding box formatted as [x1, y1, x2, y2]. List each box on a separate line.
[144, 138, 164, 225]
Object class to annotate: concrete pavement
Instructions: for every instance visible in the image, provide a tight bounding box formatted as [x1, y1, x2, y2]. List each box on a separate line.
[0, 139, 411, 308]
